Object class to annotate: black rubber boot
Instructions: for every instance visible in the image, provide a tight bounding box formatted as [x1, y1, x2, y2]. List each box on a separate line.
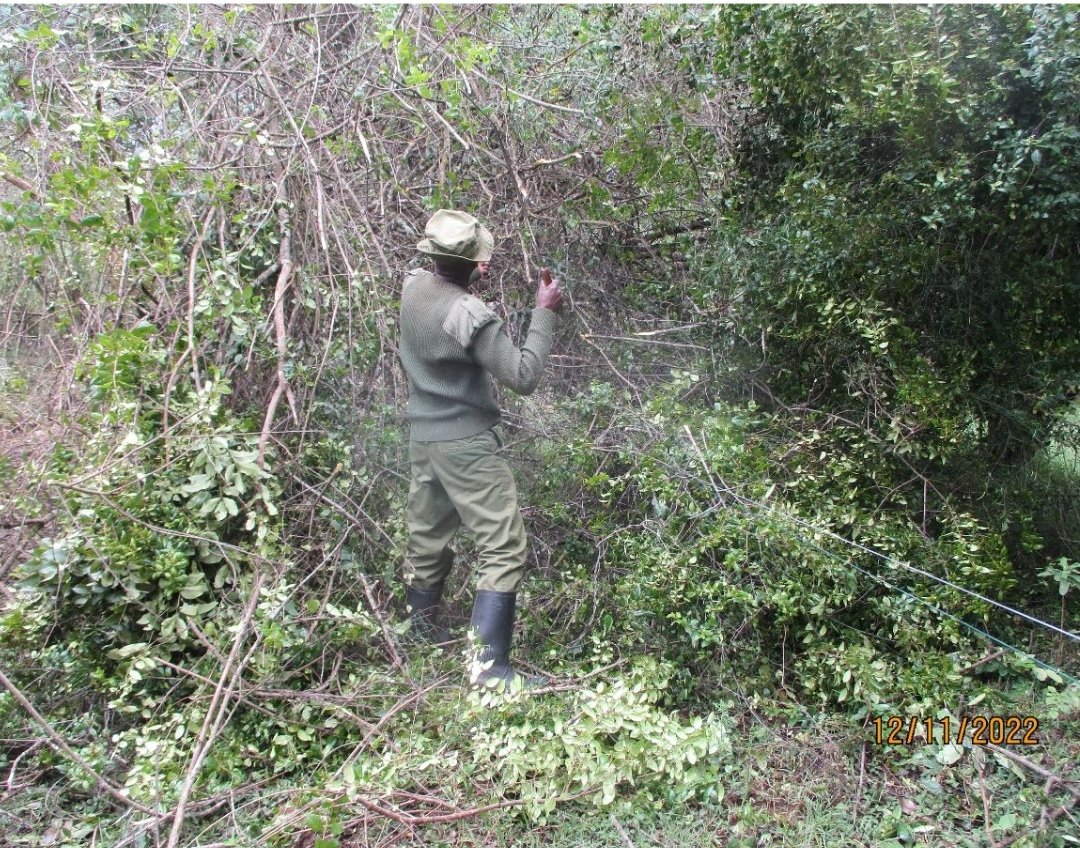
[468, 590, 547, 691]
[405, 583, 450, 645]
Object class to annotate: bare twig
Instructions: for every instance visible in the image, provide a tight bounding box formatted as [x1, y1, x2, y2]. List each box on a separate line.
[996, 795, 1080, 848]
[977, 754, 996, 848]
[257, 191, 296, 468]
[987, 744, 1080, 800]
[185, 209, 216, 393]
[611, 814, 636, 848]
[0, 668, 158, 816]
[0, 172, 36, 196]
[165, 568, 267, 848]
[958, 649, 1006, 675]
[5, 739, 43, 791]
[347, 785, 597, 827]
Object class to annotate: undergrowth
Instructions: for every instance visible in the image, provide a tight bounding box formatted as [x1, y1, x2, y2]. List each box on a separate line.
[2, 347, 1078, 846]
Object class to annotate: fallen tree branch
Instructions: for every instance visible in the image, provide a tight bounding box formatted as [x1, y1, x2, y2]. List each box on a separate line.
[996, 794, 1080, 848]
[1, 172, 36, 197]
[165, 568, 267, 848]
[958, 649, 1006, 675]
[185, 209, 216, 394]
[0, 667, 158, 816]
[350, 792, 524, 825]
[988, 744, 1080, 800]
[0, 517, 49, 529]
[611, 814, 637, 848]
[357, 570, 407, 674]
[348, 785, 597, 826]
[520, 151, 584, 172]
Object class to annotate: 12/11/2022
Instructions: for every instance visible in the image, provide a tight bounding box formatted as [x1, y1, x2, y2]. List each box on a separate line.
[872, 715, 1039, 746]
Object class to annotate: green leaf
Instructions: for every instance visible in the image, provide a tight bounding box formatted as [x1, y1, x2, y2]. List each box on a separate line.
[936, 743, 963, 765]
[107, 642, 149, 660]
[180, 601, 216, 615]
[181, 473, 215, 494]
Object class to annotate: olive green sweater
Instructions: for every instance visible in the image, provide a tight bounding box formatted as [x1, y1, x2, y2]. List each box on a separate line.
[399, 268, 557, 441]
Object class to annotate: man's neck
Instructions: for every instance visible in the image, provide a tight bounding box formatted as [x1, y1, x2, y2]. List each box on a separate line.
[434, 267, 472, 289]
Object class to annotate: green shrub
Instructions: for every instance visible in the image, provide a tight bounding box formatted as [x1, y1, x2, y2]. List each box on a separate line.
[18, 333, 281, 660]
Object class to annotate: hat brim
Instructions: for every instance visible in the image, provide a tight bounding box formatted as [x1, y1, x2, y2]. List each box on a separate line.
[416, 225, 494, 262]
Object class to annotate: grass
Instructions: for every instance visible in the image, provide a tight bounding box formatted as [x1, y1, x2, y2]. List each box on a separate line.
[1045, 404, 1080, 476]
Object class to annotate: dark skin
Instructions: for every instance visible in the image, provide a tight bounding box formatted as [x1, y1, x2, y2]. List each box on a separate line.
[435, 258, 564, 312]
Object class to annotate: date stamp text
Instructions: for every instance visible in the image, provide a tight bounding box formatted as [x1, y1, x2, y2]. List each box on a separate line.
[872, 715, 1039, 746]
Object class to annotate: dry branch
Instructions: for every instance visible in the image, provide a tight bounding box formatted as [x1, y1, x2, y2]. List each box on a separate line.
[185, 210, 216, 394]
[987, 744, 1080, 800]
[337, 785, 597, 833]
[0, 172, 36, 196]
[165, 568, 267, 848]
[0, 668, 158, 817]
[0, 7, 735, 845]
[258, 193, 297, 468]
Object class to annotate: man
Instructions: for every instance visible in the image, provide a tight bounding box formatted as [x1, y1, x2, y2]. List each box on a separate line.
[398, 209, 564, 689]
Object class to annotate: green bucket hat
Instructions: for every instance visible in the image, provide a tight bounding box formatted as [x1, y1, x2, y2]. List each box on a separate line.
[416, 209, 494, 262]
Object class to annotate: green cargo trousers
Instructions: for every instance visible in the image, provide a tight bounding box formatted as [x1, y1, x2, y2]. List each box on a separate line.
[404, 427, 527, 594]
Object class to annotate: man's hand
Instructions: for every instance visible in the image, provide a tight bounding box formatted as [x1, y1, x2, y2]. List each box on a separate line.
[536, 267, 564, 313]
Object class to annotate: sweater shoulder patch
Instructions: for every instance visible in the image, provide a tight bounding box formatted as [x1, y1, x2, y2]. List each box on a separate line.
[442, 295, 498, 349]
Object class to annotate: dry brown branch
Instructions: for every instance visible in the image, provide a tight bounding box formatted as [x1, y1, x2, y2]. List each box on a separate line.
[357, 569, 407, 675]
[165, 568, 267, 848]
[258, 193, 296, 468]
[996, 796, 1080, 848]
[185, 209, 216, 394]
[611, 814, 637, 848]
[987, 744, 1080, 800]
[349, 793, 525, 825]
[521, 151, 584, 172]
[161, 345, 191, 467]
[958, 649, 1007, 675]
[4, 738, 44, 792]
[116, 778, 280, 848]
[335, 784, 598, 832]
[975, 743, 1080, 848]
[0, 172, 35, 196]
[0, 517, 49, 529]
[580, 333, 635, 391]
[977, 754, 995, 847]
[285, 470, 394, 546]
[0, 667, 159, 817]
[0, 8, 744, 844]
